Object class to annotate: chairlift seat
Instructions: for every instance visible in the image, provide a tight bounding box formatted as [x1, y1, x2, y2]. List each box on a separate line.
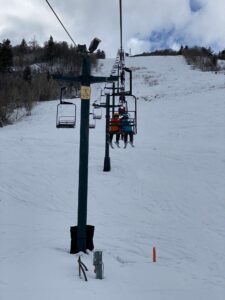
[56, 122, 75, 129]
[56, 102, 76, 129]
[93, 115, 102, 120]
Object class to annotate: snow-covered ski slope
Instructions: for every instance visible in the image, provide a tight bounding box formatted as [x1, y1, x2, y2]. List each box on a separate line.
[0, 56, 225, 300]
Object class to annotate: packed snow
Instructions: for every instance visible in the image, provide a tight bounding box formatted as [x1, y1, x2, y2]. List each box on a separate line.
[0, 56, 225, 300]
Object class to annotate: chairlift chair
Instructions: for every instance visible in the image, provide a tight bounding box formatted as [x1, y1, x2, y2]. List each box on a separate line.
[56, 101, 76, 128]
[118, 94, 137, 134]
[93, 106, 102, 120]
[89, 113, 96, 129]
[100, 89, 105, 97]
[56, 87, 76, 128]
[99, 91, 106, 107]
[108, 113, 136, 146]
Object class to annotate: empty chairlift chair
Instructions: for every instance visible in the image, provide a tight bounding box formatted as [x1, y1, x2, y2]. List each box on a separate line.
[89, 113, 96, 129]
[56, 101, 76, 128]
[93, 106, 102, 120]
[56, 87, 77, 128]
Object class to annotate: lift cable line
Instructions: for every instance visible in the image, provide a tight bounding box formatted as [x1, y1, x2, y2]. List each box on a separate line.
[101, 0, 124, 95]
[119, 0, 123, 57]
[45, 0, 77, 47]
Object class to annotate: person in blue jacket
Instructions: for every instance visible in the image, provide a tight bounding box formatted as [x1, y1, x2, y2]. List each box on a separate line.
[121, 113, 134, 148]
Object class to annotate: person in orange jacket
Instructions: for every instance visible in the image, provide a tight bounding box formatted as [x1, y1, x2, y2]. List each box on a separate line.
[109, 112, 121, 148]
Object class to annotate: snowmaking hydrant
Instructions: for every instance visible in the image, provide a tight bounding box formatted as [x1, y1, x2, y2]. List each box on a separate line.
[93, 250, 104, 279]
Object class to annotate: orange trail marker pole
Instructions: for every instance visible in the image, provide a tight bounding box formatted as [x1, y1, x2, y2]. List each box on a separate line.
[153, 247, 156, 262]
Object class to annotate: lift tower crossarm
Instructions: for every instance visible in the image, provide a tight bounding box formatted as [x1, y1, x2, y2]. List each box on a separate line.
[52, 75, 118, 84]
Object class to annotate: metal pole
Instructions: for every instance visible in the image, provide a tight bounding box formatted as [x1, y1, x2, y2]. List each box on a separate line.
[103, 94, 111, 172]
[77, 55, 91, 252]
[119, 0, 125, 99]
[112, 82, 115, 115]
[53, 56, 118, 254]
[117, 65, 120, 90]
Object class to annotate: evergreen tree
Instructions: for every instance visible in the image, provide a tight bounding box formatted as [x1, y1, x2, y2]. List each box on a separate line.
[178, 45, 184, 55]
[15, 39, 29, 67]
[19, 39, 28, 55]
[0, 39, 13, 72]
[45, 36, 56, 62]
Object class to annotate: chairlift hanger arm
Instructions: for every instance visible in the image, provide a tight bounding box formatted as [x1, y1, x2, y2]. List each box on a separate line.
[123, 67, 131, 72]
[90, 75, 119, 84]
[120, 68, 133, 95]
[92, 103, 101, 108]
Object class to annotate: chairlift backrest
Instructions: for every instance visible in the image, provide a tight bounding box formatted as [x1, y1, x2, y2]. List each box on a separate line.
[93, 106, 102, 120]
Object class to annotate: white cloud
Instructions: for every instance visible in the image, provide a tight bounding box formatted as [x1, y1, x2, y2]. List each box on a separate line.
[127, 37, 150, 55]
[0, 0, 225, 57]
[185, 0, 225, 49]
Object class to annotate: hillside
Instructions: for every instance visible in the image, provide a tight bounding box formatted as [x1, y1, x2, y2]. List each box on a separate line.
[0, 56, 224, 300]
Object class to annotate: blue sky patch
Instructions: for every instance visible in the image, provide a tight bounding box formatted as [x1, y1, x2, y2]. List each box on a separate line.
[148, 28, 185, 51]
[189, 0, 202, 12]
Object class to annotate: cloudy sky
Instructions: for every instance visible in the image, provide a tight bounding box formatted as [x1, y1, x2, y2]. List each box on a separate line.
[0, 0, 225, 57]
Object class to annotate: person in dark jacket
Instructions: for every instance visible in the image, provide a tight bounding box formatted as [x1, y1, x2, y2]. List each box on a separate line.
[118, 105, 126, 116]
[121, 113, 134, 148]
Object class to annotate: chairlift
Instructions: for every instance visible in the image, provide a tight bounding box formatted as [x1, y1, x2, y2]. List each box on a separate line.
[123, 95, 137, 134]
[56, 87, 76, 128]
[109, 94, 137, 136]
[108, 112, 136, 146]
[56, 101, 76, 128]
[89, 113, 96, 129]
[100, 89, 105, 97]
[99, 90, 106, 106]
[93, 105, 102, 120]
[118, 101, 128, 115]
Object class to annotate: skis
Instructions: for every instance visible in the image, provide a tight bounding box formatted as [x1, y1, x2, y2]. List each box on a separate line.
[109, 141, 134, 149]
[109, 142, 114, 149]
